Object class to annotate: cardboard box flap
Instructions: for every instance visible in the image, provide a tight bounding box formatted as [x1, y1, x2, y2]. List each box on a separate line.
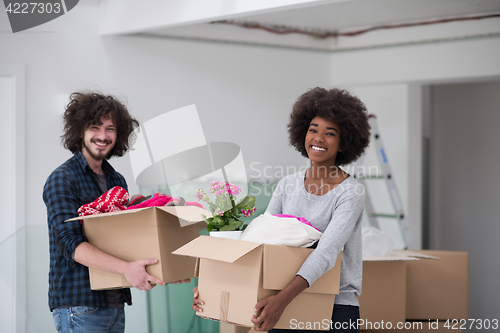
[363, 250, 439, 261]
[393, 250, 439, 260]
[172, 235, 262, 263]
[65, 205, 211, 224]
[156, 206, 212, 226]
[65, 207, 151, 222]
[363, 250, 425, 261]
[262, 244, 341, 295]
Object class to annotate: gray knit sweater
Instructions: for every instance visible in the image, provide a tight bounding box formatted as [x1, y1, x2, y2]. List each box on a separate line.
[265, 170, 364, 306]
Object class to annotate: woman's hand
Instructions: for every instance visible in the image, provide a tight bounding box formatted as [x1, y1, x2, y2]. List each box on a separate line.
[192, 286, 205, 313]
[251, 294, 288, 331]
[251, 275, 309, 331]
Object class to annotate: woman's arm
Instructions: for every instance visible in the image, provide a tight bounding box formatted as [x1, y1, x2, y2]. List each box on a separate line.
[264, 179, 284, 215]
[252, 181, 365, 330]
[297, 186, 364, 286]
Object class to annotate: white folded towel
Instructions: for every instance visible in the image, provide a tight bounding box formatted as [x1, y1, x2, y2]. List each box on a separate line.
[240, 212, 323, 247]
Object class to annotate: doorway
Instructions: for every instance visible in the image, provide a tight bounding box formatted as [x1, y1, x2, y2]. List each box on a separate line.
[425, 80, 500, 323]
[0, 65, 26, 333]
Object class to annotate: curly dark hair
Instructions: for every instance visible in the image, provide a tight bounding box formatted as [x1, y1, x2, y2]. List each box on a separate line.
[61, 92, 139, 159]
[288, 87, 370, 166]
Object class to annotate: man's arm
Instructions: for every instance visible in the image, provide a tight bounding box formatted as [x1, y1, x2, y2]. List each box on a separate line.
[74, 242, 165, 291]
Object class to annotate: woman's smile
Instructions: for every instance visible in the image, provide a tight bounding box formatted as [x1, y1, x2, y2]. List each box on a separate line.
[305, 116, 341, 166]
[310, 144, 327, 152]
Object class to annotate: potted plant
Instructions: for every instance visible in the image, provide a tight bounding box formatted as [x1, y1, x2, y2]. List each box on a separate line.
[195, 181, 256, 239]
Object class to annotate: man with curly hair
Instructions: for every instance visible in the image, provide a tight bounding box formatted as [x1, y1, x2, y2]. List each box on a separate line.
[43, 92, 165, 332]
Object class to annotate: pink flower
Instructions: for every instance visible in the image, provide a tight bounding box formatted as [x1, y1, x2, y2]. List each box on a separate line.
[227, 184, 239, 196]
[241, 208, 253, 218]
[195, 188, 208, 201]
[240, 207, 256, 218]
[210, 181, 225, 194]
[225, 183, 232, 195]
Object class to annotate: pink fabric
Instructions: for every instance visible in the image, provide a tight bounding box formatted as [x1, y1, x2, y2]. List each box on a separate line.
[126, 193, 175, 209]
[186, 201, 204, 209]
[273, 214, 320, 231]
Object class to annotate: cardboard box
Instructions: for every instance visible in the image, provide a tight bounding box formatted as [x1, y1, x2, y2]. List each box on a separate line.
[358, 260, 408, 329]
[359, 251, 437, 330]
[67, 206, 209, 290]
[406, 250, 469, 320]
[173, 236, 342, 330]
[220, 322, 262, 333]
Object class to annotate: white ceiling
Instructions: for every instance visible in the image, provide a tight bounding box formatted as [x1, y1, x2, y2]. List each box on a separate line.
[230, 0, 500, 31]
[110, 0, 500, 51]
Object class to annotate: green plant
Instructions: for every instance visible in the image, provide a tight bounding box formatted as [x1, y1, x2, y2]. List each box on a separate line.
[195, 181, 256, 232]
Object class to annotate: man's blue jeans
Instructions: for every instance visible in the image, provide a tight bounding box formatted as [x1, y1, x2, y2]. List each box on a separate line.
[52, 307, 125, 333]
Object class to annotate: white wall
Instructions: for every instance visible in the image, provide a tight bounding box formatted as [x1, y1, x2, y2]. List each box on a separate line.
[329, 37, 500, 85]
[327, 36, 500, 322]
[0, 74, 16, 333]
[328, 35, 500, 250]
[0, 2, 331, 332]
[0, 76, 14, 245]
[1, 3, 332, 229]
[0, 63, 27, 333]
[2, 0, 500, 331]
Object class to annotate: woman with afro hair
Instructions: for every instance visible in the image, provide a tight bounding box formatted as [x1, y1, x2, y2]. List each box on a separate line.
[252, 87, 370, 332]
[192, 87, 370, 332]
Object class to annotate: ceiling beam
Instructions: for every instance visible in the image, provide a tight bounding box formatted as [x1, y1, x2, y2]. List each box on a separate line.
[99, 0, 349, 35]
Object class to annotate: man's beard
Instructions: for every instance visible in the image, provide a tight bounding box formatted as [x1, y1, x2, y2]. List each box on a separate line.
[82, 140, 111, 161]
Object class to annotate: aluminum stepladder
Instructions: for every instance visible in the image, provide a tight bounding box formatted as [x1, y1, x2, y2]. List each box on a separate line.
[353, 114, 413, 249]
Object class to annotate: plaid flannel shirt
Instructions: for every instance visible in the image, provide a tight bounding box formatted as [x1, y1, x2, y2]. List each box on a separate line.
[43, 150, 132, 311]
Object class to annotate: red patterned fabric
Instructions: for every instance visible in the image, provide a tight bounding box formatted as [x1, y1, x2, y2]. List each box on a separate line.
[78, 186, 129, 217]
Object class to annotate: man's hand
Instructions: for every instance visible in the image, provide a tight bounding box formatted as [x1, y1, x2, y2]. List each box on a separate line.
[251, 294, 287, 331]
[192, 286, 205, 313]
[74, 242, 166, 291]
[123, 259, 165, 291]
